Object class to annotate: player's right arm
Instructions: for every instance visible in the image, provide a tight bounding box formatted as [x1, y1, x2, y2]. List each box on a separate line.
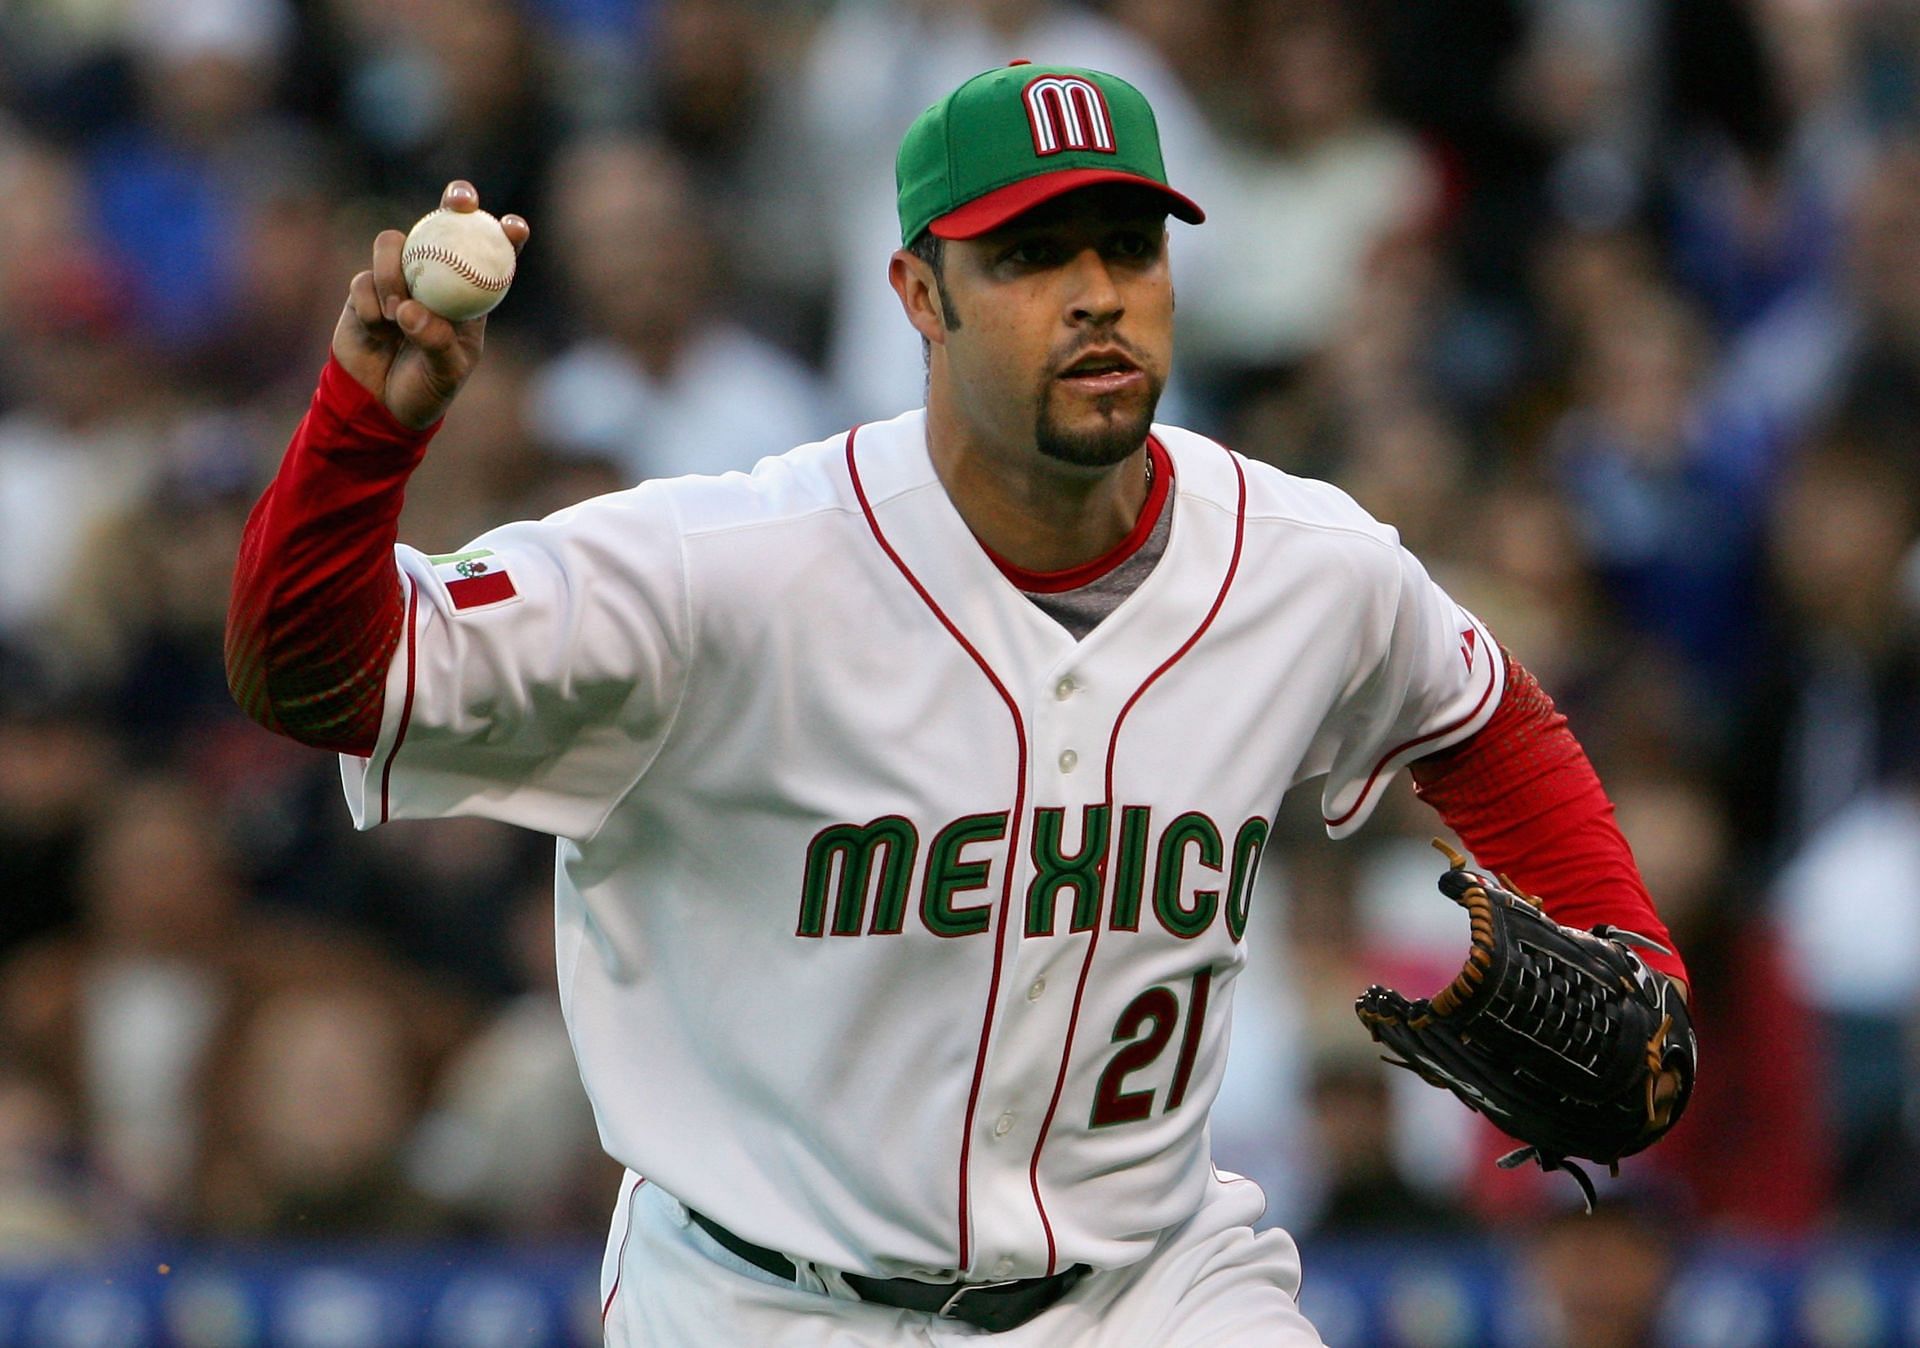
[225, 181, 529, 754]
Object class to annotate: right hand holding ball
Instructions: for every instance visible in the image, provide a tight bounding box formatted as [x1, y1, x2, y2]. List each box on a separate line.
[401, 206, 517, 322]
[334, 180, 529, 430]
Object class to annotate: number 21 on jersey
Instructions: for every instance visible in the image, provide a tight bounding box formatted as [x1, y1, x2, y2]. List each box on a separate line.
[1090, 970, 1213, 1127]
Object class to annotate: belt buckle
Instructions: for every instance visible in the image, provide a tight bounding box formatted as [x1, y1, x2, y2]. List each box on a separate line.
[936, 1277, 1022, 1321]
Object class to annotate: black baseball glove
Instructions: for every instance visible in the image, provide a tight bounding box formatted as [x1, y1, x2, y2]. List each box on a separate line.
[1354, 842, 1696, 1208]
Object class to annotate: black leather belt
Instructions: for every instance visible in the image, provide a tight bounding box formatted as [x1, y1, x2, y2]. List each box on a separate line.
[687, 1209, 1089, 1333]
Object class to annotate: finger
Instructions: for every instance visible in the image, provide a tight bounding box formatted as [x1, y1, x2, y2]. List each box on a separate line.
[371, 229, 408, 322]
[1651, 1066, 1681, 1124]
[442, 180, 478, 213]
[500, 214, 531, 253]
[347, 270, 385, 330]
[395, 297, 460, 355]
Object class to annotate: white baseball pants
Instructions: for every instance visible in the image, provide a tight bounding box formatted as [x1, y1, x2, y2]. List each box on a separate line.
[599, 1169, 1326, 1347]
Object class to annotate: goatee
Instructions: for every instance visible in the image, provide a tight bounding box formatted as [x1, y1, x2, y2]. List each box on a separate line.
[1033, 379, 1164, 469]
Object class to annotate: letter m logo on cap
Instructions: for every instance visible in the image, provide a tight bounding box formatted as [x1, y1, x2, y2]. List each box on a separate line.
[1023, 75, 1116, 156]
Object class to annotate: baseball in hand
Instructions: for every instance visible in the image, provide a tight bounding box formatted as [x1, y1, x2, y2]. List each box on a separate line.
[400, 207, 516, 322]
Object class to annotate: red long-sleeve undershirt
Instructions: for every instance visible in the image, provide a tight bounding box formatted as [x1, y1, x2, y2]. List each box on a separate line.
[1411, 654, 1688, 984]
[226, 358, 1685, 985]
[226, 356, 438, 755]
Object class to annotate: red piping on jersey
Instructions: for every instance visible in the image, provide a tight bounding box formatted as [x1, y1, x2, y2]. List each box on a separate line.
[376, 578, 420, 825]
[1027, 447, 1248, 1276]
[601, 1174, 647, 1325]
[981, 438, 1173, 594]
[1321, 614, 1499, 830]
[846, 426, 1029, 1275]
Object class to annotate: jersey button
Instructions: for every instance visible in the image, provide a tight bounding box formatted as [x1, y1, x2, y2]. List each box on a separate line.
[1058, 749, 1078, 773]
[1054, 676, 1076, 701]
[1027, 978, 1046, 1001]
[993, 1111, 1014, 1137]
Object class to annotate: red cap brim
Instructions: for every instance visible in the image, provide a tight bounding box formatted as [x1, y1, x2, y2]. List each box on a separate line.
[928, 168, 1205, 239]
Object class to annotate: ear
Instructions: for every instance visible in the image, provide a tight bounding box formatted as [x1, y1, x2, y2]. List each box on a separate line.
[889, 250, 949, 346]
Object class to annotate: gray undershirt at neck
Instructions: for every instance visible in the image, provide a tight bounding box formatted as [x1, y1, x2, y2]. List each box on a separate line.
[1019, 499, 1173, 641]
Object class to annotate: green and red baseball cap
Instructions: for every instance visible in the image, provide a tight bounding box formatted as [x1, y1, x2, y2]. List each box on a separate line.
[896, 62, 1206, 243]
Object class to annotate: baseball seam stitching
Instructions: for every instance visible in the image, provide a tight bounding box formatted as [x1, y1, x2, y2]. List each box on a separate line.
[402, 241, 512, 290]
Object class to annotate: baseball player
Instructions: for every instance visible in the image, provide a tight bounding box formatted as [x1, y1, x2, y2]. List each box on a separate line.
[227, 64, 1691, 1346]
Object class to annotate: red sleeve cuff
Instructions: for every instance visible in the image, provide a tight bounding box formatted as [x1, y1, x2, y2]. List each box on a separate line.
[310, 354, 446, 459]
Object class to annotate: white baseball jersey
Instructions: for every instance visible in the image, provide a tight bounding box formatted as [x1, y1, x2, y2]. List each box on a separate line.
[340, 409, 1503, 1283]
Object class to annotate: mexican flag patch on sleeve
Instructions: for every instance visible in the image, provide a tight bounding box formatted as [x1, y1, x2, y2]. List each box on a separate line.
[429, 549, 520, 612]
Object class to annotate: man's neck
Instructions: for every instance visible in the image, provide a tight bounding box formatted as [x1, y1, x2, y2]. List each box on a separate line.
[924, 395, 1151, 575]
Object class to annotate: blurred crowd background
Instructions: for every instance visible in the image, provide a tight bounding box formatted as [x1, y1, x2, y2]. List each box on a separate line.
[2, 0, 1920, 1338]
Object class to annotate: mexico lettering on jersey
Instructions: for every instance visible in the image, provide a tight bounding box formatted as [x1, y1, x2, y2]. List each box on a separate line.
[338, 411, 1502, 1284]
[796, 806, 1268, 945]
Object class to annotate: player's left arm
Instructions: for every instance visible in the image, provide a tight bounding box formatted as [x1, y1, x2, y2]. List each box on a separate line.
[1409, 650, 1690, 994]
[1312, 533, 1692, 1146]
[1303, 529, 1689, 992]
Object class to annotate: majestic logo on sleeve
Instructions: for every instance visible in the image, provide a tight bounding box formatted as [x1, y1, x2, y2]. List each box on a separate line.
[1023, 76, 1117, 156]
[797, 806, 1268, 943]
